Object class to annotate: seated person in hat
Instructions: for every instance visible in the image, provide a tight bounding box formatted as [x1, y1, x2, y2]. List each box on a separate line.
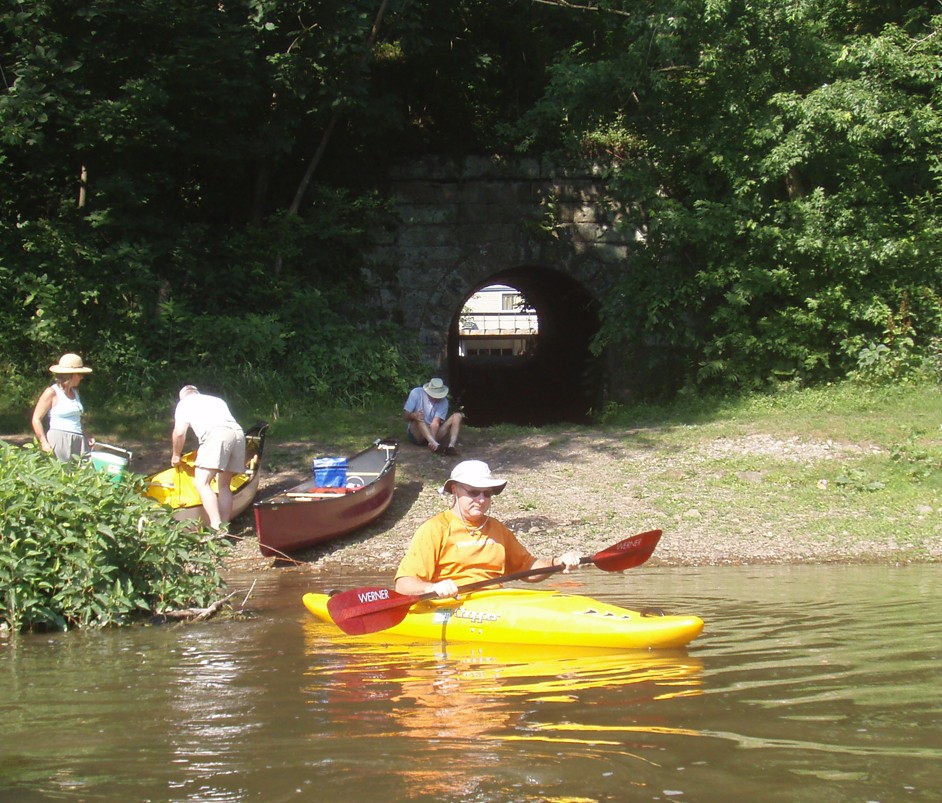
[402, 377, 464, 456]
[395, 460, 582, 598]
[31, 352, 94, 461]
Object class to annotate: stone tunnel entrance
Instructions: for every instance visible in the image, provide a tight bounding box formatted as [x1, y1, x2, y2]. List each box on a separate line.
[446, 267, 602, 427]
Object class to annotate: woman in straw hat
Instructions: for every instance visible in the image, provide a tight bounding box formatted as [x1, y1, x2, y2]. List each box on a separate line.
[395, 460, 582, 598]
[31, 353, 94, 461]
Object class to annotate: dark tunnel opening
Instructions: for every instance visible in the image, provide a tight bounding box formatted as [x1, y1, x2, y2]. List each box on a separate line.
[446, 268, 603, 427]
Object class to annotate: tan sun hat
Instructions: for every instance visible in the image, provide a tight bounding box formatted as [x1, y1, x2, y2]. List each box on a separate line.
[423, 377, 449, 399]
[442, 460, 507, 495]
[49, 353, 93, 374]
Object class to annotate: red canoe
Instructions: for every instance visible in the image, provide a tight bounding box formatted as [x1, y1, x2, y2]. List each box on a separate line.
[253, 438, 398, 557]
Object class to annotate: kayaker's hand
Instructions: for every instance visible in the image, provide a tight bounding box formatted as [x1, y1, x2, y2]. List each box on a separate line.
[429, 579, 459, 598]
[556, 551, 582, 573]
[171, 452, 181, 467]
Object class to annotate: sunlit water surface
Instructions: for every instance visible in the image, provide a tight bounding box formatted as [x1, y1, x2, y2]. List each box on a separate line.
[1, 564, 940, 802]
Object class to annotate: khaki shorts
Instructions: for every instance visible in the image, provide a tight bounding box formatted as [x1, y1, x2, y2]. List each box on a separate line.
[196, 427, 246, 473]
[48, 429, 86, 462]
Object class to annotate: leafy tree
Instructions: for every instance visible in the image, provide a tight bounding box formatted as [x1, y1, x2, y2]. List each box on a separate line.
[0, 1, 428, 408]
[512, 0, 942, 394]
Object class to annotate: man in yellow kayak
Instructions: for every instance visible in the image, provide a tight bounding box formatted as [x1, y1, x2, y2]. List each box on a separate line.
[395, 460, 582, 598]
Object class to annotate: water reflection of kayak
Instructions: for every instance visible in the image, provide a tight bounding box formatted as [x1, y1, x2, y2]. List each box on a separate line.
[303, 587, 704, 650]
[303, 620, 704, 721]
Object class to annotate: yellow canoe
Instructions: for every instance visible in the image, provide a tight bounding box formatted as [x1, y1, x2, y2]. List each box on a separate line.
[143, 421, 268, 522]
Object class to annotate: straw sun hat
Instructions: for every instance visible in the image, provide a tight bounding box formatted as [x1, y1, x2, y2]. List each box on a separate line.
[423, 377, 449, 399]
[49, 353, 93, 374]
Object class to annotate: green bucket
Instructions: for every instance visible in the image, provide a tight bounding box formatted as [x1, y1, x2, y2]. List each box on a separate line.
[90, 450, 129, 484]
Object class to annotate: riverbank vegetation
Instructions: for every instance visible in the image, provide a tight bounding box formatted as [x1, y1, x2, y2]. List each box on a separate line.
[0, 442, 226, 633]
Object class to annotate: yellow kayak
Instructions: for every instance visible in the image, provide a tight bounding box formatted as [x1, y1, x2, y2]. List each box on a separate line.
[303, 588, 704, 650]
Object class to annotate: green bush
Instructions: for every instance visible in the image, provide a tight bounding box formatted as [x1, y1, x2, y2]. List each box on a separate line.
[0, 441, 227, 633]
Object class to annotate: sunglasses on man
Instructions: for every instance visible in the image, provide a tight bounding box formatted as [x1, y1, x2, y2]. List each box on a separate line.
[456, 485, 494, 498]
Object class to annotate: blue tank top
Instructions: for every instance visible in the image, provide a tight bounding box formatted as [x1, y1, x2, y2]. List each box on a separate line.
[48, 384, 84, 435]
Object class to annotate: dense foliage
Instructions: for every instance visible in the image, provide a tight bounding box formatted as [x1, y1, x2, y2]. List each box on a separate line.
[513, 0, 942, 394]
[0, 0, 436, 413]
[0, 441, 227, 633]
[1, 0, 940, 407]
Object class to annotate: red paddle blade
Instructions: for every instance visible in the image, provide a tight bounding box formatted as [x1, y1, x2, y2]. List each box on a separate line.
[326, 586, 418, 635]
[591, 529, 662, 571]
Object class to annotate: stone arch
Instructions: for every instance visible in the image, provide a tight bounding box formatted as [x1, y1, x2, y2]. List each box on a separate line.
[366, 156, 637, 422]
[446, 266, 602, 426]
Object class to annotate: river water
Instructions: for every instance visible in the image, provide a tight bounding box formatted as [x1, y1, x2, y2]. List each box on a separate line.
[1, 564, 940, 802]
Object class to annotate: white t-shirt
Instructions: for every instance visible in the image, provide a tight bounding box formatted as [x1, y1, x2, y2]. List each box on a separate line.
[174, 393, 239, 441]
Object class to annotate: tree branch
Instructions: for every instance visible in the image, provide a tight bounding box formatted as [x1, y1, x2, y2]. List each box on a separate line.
[531, 0, 632, 17]
[158, 590, 239, 622]
[287, 0, 392, 216]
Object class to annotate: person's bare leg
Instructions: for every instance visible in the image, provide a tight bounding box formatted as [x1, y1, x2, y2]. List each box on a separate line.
[216, 470, 236, 524]
[194, 467, 222, 529]
[429, 419, 446, 451]
[446, 413, 462, 446]
[412, 420, 440, 451]
[439, 413, 463, 447]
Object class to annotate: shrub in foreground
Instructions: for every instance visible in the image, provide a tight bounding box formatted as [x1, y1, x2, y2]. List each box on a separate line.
[0, 441, 227, 633]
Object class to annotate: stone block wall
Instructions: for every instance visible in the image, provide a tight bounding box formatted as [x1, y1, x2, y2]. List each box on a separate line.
[365, 155, 638, 370]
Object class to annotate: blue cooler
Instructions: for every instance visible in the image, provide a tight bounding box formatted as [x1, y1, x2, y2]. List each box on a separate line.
[312, 457, 347, 488]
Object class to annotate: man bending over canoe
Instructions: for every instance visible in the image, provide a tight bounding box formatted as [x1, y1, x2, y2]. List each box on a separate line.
[171, 385, 245, 532]
[395, 460, 582, 598]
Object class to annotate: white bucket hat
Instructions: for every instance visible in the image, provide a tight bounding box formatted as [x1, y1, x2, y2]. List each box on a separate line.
[423, 377, 449, 399]
[442, 460, 507, 495]
[49, 353, 93, 374]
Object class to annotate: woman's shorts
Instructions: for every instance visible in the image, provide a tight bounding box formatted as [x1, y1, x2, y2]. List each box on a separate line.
[197, 427, 246, 472]
[48, 429, 85, 462]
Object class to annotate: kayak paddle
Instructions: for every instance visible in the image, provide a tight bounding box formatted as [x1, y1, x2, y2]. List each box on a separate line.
[325, 529, 662, 636]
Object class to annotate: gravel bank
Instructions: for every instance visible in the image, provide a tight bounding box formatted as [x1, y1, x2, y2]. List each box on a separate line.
[218, 426, 938, 577]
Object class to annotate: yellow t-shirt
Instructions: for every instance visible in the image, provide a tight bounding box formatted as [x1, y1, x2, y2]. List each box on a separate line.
[395, 510, 535, 586]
